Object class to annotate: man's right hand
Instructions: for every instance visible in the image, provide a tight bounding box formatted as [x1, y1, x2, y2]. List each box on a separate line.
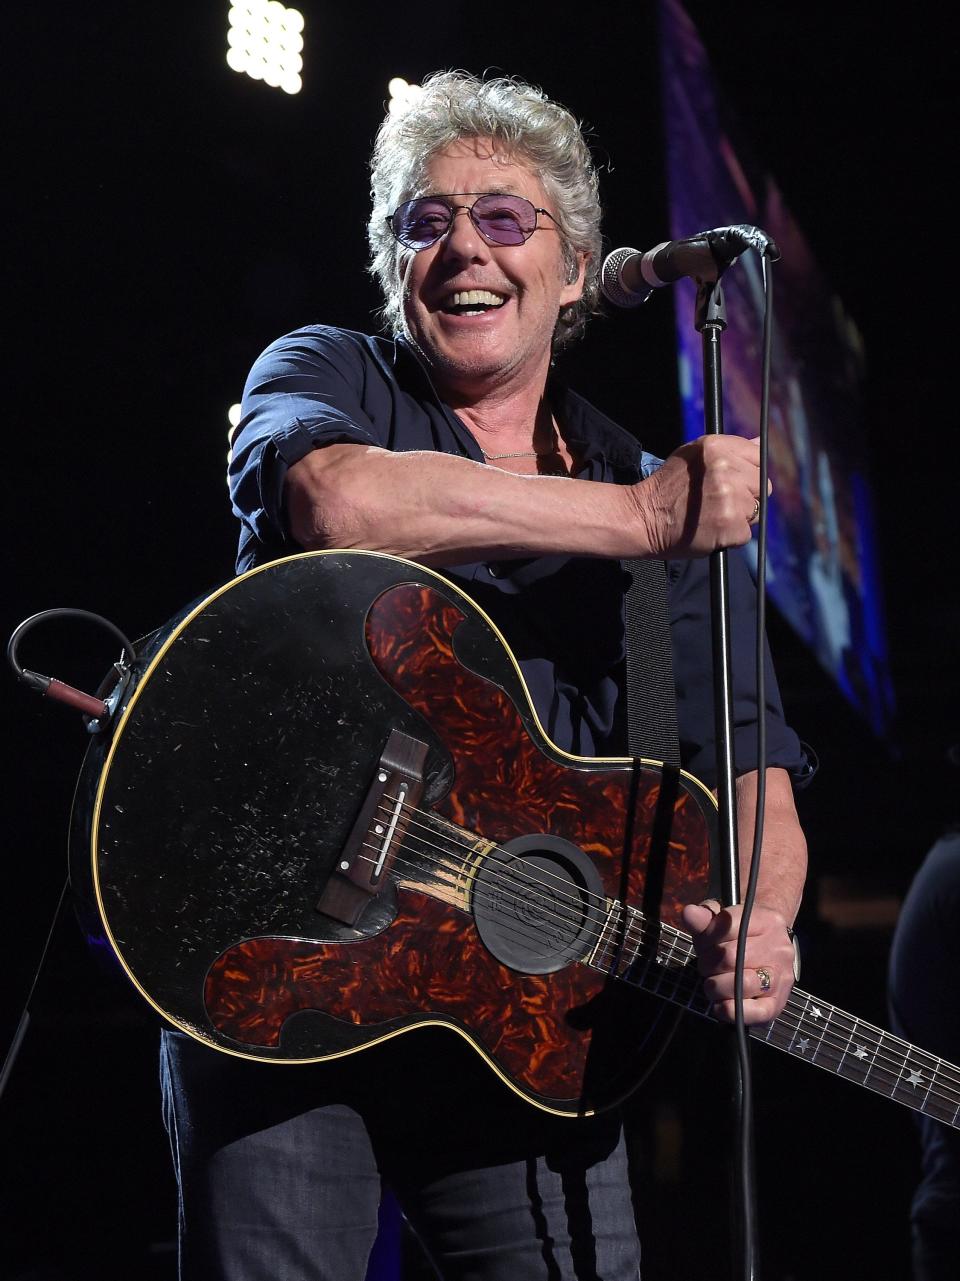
[627, 434, 766, 559]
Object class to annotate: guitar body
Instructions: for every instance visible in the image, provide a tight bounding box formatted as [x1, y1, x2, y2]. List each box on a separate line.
[72, 551, 718, 1115]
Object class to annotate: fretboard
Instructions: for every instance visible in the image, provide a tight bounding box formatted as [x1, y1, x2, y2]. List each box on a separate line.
[588, 900, 960, 1130]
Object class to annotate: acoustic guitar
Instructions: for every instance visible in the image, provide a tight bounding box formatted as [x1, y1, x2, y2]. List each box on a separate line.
[70, 550, 960, 1125]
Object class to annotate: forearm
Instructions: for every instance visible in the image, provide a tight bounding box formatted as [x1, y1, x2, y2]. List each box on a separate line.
[683, 767, 807, 1021]
[285, 443, 652, 566]
[736, 766, 807, 925]
[284, 434, 764, 566]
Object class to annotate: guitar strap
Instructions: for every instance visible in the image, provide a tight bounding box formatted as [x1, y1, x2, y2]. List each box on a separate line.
[622, 558, 680, 767]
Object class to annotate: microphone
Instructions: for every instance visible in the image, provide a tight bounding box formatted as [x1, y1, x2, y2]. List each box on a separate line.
[600, 224, 780, 308]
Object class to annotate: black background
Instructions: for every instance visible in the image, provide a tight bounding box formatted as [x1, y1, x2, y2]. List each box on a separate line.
[3, 3, 956, 1278]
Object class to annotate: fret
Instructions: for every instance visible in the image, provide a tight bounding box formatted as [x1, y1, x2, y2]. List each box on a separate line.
[617, 908, 663, 996]
[619, 917, 694, 1007]
[675, 934, 707, 1012]
[836, 1017, 885, 1089]
[749, 990, 838, 1060]
[757, 1005, 793, 1053]
[621, 905, 647, 976]
[632, 937, 960, 1129]
[802, 998, 834, 1066]
[866, 1030, 901, 1097]
[587, 899, 623, 973]
[890, 1043, 940, 1113]
[614, 904, 648, 981]
[651, 928, 687, 1003]
[587, 919, 960, 1128]
[920, 1060, 960, 1127]
[781, 993, 820, 1059]
[683, 970, 711, 1017]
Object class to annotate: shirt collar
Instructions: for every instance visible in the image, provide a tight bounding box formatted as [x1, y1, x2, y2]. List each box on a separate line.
[391, 335, 644, 479]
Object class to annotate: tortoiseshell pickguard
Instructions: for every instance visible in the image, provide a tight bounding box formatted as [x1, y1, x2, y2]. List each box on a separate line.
[205, 579, 714, 1111]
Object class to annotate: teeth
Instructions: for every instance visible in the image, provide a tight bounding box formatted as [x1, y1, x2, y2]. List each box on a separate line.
[450, 290, 506, 307]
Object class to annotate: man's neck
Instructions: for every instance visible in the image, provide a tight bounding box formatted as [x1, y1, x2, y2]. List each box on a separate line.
[439, 361, 556, 453]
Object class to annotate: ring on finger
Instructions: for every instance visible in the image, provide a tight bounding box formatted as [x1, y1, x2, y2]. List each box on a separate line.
[756, 966, 772, 994]
[749, 498, 760, 524]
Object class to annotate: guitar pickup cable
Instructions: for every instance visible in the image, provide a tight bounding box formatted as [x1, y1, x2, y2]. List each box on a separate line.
[7, 607, 137, 732]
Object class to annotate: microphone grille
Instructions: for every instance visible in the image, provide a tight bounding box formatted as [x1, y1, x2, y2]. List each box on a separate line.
[600, 247, 651, 308]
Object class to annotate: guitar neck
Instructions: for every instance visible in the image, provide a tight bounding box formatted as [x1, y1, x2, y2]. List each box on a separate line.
[590, 902, 960, 1130]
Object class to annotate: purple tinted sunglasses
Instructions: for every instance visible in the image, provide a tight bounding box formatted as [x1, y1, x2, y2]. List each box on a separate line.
[388, 193, 558, 251]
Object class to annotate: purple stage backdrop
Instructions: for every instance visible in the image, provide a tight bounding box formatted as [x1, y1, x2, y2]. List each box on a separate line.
[659, 0, 895, 738]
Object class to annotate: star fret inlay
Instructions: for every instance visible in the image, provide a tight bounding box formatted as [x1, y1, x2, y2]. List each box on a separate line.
[853, 1044, 870, 1061]
[906, 1070, 923, 1088]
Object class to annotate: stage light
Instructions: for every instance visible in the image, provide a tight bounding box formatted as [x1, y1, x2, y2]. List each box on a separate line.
[387, 77, 423, 115]
[226, 405, 243, 486]
[227, 2, 304, 95]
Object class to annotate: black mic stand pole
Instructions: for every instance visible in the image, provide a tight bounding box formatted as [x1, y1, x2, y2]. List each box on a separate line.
[694, 276, 758, 1281]
[695, 279, 740, 914]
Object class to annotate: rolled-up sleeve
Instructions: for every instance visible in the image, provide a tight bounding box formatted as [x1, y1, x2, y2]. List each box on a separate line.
[228, 328, 388, 563]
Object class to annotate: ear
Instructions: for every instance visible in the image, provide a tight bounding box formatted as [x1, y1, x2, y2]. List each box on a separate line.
[560, 250, 589, 305]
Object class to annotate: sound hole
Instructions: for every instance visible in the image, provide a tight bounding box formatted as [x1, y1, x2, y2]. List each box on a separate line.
[472, 834, 606, 975]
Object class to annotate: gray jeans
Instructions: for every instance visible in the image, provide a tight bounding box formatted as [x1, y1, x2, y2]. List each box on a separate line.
[159, 1027, 642, 1281]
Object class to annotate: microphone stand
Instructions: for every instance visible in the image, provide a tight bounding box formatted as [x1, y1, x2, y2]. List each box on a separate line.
[695, 276, 757, 1281]
[696, 281, 740, 914]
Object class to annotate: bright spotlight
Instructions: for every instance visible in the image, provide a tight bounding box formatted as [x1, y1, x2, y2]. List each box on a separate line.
[387, 77, 423, 116]
[227, 2, 304, 95]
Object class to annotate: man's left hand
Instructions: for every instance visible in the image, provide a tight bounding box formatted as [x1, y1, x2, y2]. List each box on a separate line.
[681, 900, 796, 1024]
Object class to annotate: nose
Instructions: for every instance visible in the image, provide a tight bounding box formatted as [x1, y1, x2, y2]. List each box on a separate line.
[439, 205, 490, 260]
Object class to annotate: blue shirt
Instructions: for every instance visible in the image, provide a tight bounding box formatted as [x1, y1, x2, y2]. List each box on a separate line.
[228, 325, 807, 789]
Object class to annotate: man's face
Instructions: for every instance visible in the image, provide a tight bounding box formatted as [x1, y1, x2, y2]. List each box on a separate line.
[396, 138, 586, 403]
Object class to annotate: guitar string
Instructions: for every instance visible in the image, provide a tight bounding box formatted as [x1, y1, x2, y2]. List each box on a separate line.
[375, 792, 624, 916]
[227, 787, 957, 1115]
[363, 797, 619, 960]
[378, 790, 959, 1090]
[364, 803, 627, 957]
[372, 799, 610, 928]
[356, 836, 596, 966]
[329, 786, 960, 1117]
[349, 833, 960, 1115]
[624, 930, 960, 1113]
[367, 800, 960, 1108]
[369, 794, 759, 982]
[356, 824, 960, 1118]
[355, 816, 960, 1113]
[604, 917, 960, 1114]
[665, 973, 960, 1115]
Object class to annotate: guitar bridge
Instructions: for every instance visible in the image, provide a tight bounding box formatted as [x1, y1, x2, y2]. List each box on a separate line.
[315, 727, 429, 927]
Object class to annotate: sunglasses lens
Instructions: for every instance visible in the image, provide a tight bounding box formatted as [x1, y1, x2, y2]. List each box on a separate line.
[392, 198, 453, 249]
[472, 194, 537, 244]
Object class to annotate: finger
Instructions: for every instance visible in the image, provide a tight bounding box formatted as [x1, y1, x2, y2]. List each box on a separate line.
[702, 966, 776, 1005]
[681, 901, 719, 937]
[710, 996, 780, 1026]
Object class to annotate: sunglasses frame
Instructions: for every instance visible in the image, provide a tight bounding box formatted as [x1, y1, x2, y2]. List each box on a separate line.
[387, 192, 558, 251]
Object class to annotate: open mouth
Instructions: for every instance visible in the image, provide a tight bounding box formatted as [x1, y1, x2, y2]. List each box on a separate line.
[441, 289, 508, 316]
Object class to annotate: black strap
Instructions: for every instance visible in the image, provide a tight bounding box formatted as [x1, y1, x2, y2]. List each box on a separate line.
[623, 558, 680, 766]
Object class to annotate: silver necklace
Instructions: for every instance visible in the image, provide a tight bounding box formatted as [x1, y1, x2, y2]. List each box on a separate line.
[481, 449, 541, 460]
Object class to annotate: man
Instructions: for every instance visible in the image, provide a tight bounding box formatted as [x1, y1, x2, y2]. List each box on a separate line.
[162, 71, 808, 1279]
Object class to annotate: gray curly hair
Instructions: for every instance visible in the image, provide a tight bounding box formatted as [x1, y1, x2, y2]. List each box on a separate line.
[367, 71, 603, 350]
